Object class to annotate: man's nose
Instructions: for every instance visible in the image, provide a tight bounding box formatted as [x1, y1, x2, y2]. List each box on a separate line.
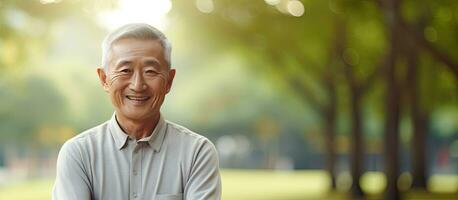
[129, 71, 146, 92]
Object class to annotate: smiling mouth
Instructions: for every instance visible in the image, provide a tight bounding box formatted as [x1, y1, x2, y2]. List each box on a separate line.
[126, 95, 150, 102]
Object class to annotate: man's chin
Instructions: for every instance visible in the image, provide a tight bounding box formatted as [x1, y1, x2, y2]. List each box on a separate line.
[118, 110, 157, 121]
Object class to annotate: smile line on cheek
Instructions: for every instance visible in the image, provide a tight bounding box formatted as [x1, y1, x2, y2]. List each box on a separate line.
[149, 95, 163, 110]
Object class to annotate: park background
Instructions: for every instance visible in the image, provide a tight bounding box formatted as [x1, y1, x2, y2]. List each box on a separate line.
[0, 0, 457, 199]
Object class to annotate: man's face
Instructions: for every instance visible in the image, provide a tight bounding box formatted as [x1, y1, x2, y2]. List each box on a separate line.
[97, 38, 175, 122]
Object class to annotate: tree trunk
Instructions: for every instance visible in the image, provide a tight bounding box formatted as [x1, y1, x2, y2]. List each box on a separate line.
[384, 22, 402, 200]
[324, 77, 337, 189]
[382, 0, 402, 199]
[411, 112, 428, 188]
[324, 107, 337, 189]
[336, 16, 365, 198]
[342, 49, 365, 199]
[406, 48, 428, 189]
[349, 90, 365, 197]
[384, 49, 401, 200]
[284, 62, 338, 190]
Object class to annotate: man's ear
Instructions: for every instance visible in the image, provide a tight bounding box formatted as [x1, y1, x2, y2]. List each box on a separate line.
[97, 68, 110, 92]
[166, 69, 176, 94]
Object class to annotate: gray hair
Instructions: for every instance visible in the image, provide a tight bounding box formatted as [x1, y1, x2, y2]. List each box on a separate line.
[101, 23, 172, 70]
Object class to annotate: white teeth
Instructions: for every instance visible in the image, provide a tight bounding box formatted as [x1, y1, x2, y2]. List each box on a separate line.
[127, 96, 149, 101]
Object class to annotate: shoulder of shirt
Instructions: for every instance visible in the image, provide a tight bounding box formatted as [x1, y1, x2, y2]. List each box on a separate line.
[164, 120, 218, 160]
[165, 120, 210, 143]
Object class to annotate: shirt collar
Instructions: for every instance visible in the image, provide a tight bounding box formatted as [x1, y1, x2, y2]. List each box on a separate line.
[109, 113, 167, 152]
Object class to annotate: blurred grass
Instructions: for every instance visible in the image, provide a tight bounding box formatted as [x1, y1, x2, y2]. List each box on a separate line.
[222, 169, 330, 200]
[0, 178, 52, 200]
[0, 170, 456, 200]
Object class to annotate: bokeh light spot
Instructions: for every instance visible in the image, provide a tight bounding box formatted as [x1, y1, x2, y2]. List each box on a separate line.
[360, 172, 387, 194]
[398, 172, 412, 191]
[424, 26, 438, 42]
[40, 0, 61, 4]
[264, 0, 281, 6]
[196, 0, 214, 13]
[336, 171, 352, 192]
[287, 0, 305, 17]
[342, 48, 360, 66]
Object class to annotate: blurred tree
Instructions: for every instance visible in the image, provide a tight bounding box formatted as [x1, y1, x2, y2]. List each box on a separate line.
[377, 0, 458, 199]
[403, 0, 458, 190]
[0, 74, 68, 147]
[404, 11, 429, 190]
[337, 17, 383, 198]
[171, 0, 342, 189]
[172, 0, 457, 198]
[405, 42, 429, 189]
[170, 0, 458, 197]
[328, 2, 389, 198]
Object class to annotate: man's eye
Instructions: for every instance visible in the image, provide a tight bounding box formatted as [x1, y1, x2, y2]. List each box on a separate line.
[145, 70, 158, 74]
[120, 69, 131, 73]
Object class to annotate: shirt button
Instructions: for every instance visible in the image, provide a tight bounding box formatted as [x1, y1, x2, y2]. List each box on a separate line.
[133, 170, 138, 175]
[133, 193, 138, 198]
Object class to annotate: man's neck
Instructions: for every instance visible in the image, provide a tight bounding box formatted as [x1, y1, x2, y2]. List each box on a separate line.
[115, 113, 160, 140]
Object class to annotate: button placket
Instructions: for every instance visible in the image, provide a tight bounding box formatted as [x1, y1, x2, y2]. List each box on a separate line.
[131, 143, 142, 199]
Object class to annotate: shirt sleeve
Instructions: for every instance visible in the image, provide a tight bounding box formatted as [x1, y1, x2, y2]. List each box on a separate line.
[184, 139, 222, 200]
[52, 139, 92, 200]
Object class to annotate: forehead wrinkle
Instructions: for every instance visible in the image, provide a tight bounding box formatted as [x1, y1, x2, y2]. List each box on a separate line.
[112, 40, 161, 56]
[113, 56, 161, 70]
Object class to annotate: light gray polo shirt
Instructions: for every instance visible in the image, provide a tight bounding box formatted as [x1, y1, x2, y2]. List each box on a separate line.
[52, 114, 221, 200]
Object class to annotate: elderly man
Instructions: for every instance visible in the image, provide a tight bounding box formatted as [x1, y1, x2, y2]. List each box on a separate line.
[52, 23, 221, 200]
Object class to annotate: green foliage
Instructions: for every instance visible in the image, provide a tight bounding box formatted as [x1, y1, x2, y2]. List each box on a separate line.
[0, 72, 73, 146]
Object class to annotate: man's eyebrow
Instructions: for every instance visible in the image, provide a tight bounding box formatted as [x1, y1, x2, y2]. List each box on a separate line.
[144, 59, 160, 66]
[115, 60, 133, 67]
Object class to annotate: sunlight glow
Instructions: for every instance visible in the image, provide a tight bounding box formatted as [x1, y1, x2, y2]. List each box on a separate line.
[274, 0, 304, 17]
[97, 0, 172, 31]
[275, 0, 289, 14]
[196, 0, 214, 13]
[40, 0, 61, 4]
[287, 0, 305, 17]
[264, 0, 281, 6]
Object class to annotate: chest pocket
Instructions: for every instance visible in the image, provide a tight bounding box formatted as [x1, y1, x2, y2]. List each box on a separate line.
[155, 194, 183, 200]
